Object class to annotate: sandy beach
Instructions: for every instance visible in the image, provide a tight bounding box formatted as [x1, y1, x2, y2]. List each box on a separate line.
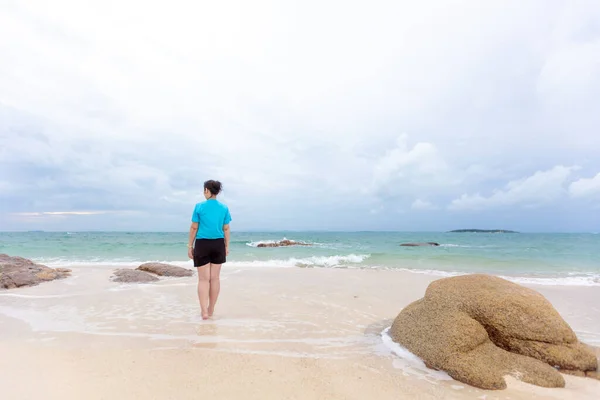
[3, 0, 600, 397]
[1, 266, 599, 400]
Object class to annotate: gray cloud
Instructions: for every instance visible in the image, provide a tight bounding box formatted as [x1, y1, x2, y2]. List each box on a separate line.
[1, 0, 600, 232]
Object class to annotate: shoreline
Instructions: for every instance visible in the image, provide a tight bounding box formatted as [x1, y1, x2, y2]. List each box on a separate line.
[10, 257, 600, 288]
[1, 266, 599, 399]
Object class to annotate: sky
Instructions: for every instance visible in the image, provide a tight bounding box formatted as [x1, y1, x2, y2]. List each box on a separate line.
[1, 0, 599, 232]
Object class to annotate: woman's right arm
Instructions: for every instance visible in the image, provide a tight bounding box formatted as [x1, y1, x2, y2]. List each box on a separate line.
[188, 222, 198, 259]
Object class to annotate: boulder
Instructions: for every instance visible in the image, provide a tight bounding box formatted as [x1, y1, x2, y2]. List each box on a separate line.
[561, 370, 586, 377]
[390, 274, 598, 390]
[0, 254, 71, 290]
[136, 262, 193, 277]
[111, 269, 159, 283]
[399, 242, 440, 247]
[257, 239, 310, 248]
[587, 370, 600, 380]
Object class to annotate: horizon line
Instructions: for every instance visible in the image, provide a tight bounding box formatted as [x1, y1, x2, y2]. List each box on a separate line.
[0, 229, 596, 234]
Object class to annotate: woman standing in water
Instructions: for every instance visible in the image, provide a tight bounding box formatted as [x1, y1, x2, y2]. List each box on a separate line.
[187, 180, 232, 319]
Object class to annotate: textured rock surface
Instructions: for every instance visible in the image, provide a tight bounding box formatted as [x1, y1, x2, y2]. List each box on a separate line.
[390, 274, 598, 390]
[111, 269, 159, 283]
[586, 370, 600, 380]
[0, 254, 71, 289]
[257, 240, 310, 248]
[399, 242, 440, 247]
[136, 263, 193, 277]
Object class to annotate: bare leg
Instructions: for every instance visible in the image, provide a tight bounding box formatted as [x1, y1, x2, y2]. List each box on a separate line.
[197, 264, 210, 319]
[208, 263, 222, 317]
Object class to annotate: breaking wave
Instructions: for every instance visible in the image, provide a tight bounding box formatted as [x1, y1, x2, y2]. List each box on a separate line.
[38, 254, 371, 269]
[245, 238, 316, 247]
[34, 257, 600, 286]
[228, 254, 371, 268]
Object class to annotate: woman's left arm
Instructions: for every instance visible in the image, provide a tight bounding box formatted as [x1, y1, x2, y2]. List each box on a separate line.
[223, 224, 230, 255]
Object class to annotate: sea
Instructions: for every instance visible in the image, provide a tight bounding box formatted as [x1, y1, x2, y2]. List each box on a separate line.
[1, 231, 599, 286]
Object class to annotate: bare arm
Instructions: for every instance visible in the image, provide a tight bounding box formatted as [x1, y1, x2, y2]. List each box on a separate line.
[188, 222, 198, 248]
[223, 224, 230, 254]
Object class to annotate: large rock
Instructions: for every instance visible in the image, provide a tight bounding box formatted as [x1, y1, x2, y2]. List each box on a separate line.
[0, 254, 71, 289]
[136, 263, 193, 277]
[390, 274, 598, 390]
[257, 239, 310, 248]
[111, 269, 159, 283]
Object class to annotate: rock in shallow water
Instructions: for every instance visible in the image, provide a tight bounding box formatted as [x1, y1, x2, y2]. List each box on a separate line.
[390, 274, 598, 390]
[111, 269, 159, 283]
[136, 262, 193, 277]
[0, 254, 71, 289]
[399, 242, 440, 247]
[257, 239, 310, 248]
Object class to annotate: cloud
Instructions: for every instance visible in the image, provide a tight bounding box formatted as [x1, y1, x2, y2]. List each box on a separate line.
[449, 166, 578, 211]
[411, 199, 439, 211]
[12, 211, 116, 216]
[1, 1, 600, 231]
[569, 173, 600, 199]
[370, 134, 459, 199]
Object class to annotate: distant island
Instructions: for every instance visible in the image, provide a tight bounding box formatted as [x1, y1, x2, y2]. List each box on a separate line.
[448, 229, 519, 233]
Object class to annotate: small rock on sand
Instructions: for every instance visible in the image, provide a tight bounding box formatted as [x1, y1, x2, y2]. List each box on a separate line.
[136, 262, 193, 277]
[0, 254, 72, 290]
[112, 269, 159, 283]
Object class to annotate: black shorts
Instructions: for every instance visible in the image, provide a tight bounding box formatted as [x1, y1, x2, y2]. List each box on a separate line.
[194, 238, 226, 267]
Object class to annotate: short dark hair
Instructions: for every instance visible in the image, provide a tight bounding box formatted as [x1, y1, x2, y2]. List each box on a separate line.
[204, 180, 222, 196]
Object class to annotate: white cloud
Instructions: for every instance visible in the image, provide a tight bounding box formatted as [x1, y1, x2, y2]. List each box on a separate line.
[1, 1, 600, 230]
[449, 165, 578, 211]
[569, 173, 600, 199]
[535, 4, 600, 150]
[371, 134, 458, 198]
[411, 199, 439, 211]
[12, 211, 109, 216]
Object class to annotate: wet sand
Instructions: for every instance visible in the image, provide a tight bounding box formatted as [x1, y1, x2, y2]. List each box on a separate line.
[1, 266, 599, 399]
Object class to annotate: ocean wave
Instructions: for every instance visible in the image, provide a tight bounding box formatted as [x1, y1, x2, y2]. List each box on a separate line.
[245, 238, 317, 247]
[503, 274, 600, 287]
[228, 254, 371, 268]
[392, 268, 600, 286]
[37, 259, 194, 269]
[37, 254, 371, 269]
[380, 327, 453, 381]
[439, 244, 495, 248]
[33, 257, 600, 286]
[393, 268, 463, 277]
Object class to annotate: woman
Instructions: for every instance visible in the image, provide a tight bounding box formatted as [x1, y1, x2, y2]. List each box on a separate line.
[187, 180, 232, 319]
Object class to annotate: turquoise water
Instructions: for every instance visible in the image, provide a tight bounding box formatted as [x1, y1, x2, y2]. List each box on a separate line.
[1, 231, 599, 285]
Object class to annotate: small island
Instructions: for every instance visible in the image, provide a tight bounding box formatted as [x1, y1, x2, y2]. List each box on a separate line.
[448, 229, 518, 233]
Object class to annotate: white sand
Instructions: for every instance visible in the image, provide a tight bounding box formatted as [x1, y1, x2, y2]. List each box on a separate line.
[0, 266, 599, 399]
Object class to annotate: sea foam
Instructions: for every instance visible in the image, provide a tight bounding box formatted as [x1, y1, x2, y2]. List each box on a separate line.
[39, 254, 371, 269]
[380, 327, 453, 381]
[245, 238, 317, 247]
[34, 257, 600, 286]
[392, 268, 600, 286]
[228, 254, 371, 268]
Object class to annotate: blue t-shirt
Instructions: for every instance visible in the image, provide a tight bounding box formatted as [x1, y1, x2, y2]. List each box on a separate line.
[191, 199, 232, 239]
